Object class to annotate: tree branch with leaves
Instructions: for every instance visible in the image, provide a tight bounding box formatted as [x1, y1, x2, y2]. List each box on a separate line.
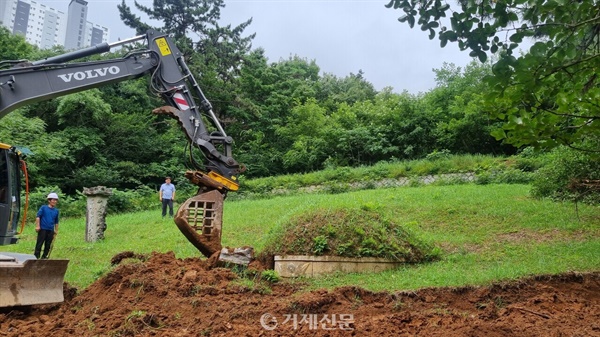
[386, 0, 600, 152]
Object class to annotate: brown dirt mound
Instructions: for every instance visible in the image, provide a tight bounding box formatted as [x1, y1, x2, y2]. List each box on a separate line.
[1, 251, 599, 336]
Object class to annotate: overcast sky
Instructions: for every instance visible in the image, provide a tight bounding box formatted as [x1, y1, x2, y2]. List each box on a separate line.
[42, 0, 476, 94]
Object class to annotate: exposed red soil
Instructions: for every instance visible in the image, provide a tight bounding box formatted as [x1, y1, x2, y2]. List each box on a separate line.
[1, 251, 599, 337]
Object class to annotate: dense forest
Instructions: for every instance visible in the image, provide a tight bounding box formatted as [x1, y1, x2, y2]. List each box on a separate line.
[0, 0, 597, 208]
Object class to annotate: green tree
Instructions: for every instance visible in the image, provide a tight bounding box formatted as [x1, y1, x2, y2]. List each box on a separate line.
[317, 70, 377, 111]
[0, 111, 59, 187]
[0, 27, 34, 61]
[30, 90, 112, 191]
[234, 53, 322, 176]
[97, 78, 184, 188]
[328, 89, 432, 166]
[118, 0, 255, 121]
[276, 99, 332, 172]
[425, 62, 513, 154]
[370, 89, 436, 160]
[386, 0, 600, 151]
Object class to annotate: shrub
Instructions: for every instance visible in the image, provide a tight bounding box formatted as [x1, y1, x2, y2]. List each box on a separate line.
[491, 168, 534, 184]
[425, 149, 452, 161]
[26, 185, 159, 220]
[323, 182, 350, 194]
[260, 270, 280, 283]
[107, 189, 137, 214]
[514, 147, 546, 172]
[531, 145, 600, 204]
[475, 168, 534, 185]
[26, 186, 86, 220]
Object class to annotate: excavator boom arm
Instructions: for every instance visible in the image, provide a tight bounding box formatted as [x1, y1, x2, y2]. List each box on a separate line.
[0, 29, 242, 183]
[0, 55, 157, 117]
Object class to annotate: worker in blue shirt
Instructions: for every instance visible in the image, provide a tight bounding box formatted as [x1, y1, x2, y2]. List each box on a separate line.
[34, 192, 60, 259]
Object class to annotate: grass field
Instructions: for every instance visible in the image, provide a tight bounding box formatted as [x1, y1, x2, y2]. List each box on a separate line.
[4, 183, 599, 291]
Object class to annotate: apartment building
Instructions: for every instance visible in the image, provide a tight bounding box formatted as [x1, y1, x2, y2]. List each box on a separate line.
[0, 0, 109, 50]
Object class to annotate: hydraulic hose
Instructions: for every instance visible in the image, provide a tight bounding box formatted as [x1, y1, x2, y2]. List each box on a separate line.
[17, 159, 29, 235]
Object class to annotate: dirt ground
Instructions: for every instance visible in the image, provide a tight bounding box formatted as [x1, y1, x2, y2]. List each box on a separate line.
[1, 251, 599, 337]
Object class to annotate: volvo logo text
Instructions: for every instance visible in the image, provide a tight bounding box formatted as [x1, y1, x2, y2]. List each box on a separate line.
[57, 66, 120, 82]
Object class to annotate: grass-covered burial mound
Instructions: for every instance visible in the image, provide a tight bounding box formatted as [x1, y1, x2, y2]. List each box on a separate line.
[261, 206, 440, 263]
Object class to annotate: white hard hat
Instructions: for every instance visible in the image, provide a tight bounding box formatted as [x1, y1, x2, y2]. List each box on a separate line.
[47, 192, 59, 199]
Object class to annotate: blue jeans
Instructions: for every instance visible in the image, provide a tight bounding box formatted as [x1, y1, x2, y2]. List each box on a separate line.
[162, 198, 174, 217]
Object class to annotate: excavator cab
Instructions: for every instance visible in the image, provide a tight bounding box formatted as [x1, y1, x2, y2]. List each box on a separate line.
[0, 143, 22, 245]
[0, 143, 68, 307]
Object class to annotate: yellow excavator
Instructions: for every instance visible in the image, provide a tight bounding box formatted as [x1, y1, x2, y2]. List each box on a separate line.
[0, 30, 244, 307]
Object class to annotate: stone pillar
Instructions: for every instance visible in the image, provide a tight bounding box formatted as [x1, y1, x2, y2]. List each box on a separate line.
[83, 186, 113, 242]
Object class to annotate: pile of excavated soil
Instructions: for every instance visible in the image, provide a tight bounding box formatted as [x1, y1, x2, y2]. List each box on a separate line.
[1, 251, 599, 336]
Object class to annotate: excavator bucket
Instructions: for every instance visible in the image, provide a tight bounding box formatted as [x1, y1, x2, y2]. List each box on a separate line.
[174, 190, 224, 258]
[0, 253, 69, 307]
